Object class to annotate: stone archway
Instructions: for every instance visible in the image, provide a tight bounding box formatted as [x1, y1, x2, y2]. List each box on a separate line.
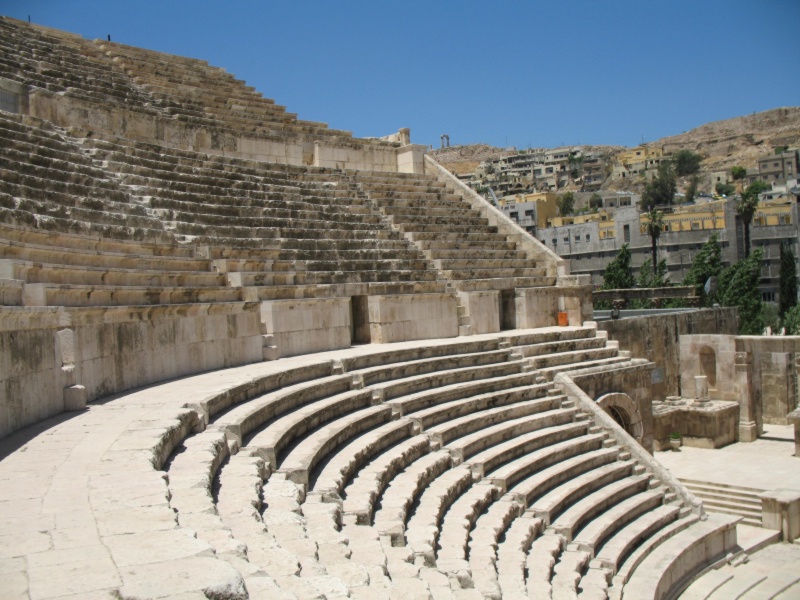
[596, 392, 643, 443]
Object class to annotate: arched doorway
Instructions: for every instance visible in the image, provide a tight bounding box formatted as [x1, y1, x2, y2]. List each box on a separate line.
[596, 392, 643, 443]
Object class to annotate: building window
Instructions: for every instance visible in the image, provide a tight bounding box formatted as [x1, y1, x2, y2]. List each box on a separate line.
[585, 234, 590, 242]
[552, 239, 557, 246]
[623, 224, 630, 243]
[575, 236, 580, 243]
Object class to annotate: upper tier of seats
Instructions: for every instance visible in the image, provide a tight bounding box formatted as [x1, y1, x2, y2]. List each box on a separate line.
[0, 111, 457, 306]
[0, 16, 377, 146]
[0, 109, 564, 308]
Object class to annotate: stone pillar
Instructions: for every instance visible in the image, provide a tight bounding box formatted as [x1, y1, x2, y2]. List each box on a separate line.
[735, 351, 758, 442]
[694, 375, 709, 406]
[760, 489, 800, 542]
[789, 409, 800, 459]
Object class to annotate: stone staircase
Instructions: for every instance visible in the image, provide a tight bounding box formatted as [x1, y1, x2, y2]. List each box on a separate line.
[680, 479, 764, 528]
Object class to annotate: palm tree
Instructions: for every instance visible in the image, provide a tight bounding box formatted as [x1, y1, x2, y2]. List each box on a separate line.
[644, 208, 665, 271]
[736, 181, 769, 257]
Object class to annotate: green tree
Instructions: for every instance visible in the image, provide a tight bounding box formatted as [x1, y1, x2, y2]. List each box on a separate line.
[684, 175, 699, 204]
[683, 234, 723, 305]
[718, 248, 765, 334]
[644, 208, 665, 268]
[783, 304, 800, 335]
[556, 192, 575, 216]
[779, 243, 798, 318]
[641, 162, 677, 210]
[715, 182, 735, 196]
[602, 243, 635, 290]
[638, 257, 668, 288]
[672, 149, 702, 176]
[730, 166, 747, 181]
[589, 192, 603, 209]
[736, 180, 770, 257]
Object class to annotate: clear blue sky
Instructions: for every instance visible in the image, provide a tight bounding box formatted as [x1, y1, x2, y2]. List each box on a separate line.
[2, 0, 798, 150]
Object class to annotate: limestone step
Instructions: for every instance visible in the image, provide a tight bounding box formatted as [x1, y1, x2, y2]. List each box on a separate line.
[17, 282, 245, 307]
[483, 430, 606, 492]
[529, 460, 636, 527]
[421, 389, 566, 447]
[508, 447, 622, 507]
[680, 479, 764, 527]
[550, 475, 653, 542]
[245, 387, 376, 470]
[436, 481, 502, 563]
[312, 418, 418, 496]
[342, 434, 432, 525]
[619, 514, 739, 600]
[405, 464, 475, 564]
[571, 488, 666, 554]
[0, 258, 225, 287]
[373, 449, 453, 543]
[275, 403, 395, 488]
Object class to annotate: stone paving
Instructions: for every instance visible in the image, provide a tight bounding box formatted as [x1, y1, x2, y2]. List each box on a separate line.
[657, 424, 800, 492]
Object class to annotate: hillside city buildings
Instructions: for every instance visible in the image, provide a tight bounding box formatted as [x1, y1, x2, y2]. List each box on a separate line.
[471, 146, 800, 302]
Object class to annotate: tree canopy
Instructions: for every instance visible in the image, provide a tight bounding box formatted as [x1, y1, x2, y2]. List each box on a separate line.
[683, 234, 723, 304]
[601, 244, 635, 290]
[730, 166, 747, 181]
[643, 209, 665, 268]
[736, 180, 770, 256]
[641, 162, 676, 210]
[556, 192, 575, 216]
[672, 149, 702, 176]
[718, 248, 765, 334]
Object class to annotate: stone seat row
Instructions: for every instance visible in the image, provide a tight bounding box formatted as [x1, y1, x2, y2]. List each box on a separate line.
[160, 328, 617, 593]
[353, 170, 552, 291]
[0, 20, 161, 112]
[43, 325, 732, 599]
[96, 41, 356, 139]
[85, 132, 385, 187]
[150, 326, 727, 600]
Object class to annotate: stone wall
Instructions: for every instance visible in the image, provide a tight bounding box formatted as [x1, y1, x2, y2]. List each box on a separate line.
[28, 89, 421, 173]
[737, 336, 800, 426]
[653, 400, 739, 450]
[368, 293, 459, 343]
[598, 308, 739, 399]
[260, 298, 352, 359]
[680, 335, 738, 402]
[565, 361, 656, 453]
[0, 303, 265, 439]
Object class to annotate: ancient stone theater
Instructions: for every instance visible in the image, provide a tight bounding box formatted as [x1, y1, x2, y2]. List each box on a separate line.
[1, 16, 797, 600]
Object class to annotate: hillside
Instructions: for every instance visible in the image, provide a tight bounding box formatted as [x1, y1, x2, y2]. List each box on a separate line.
[430, 107, 800, 193]
[650, 106, 800, 174]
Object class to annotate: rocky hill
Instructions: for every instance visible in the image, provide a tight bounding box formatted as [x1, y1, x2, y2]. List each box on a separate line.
[427, 144, 517, 175]
[430, 107, 800, 193]
[651, 106, 800, 174]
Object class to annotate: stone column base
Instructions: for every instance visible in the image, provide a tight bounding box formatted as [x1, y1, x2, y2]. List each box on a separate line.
[739, 420, 759, 442]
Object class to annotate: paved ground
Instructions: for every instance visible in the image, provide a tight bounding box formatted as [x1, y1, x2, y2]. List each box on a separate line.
[656, 424, 800, 492]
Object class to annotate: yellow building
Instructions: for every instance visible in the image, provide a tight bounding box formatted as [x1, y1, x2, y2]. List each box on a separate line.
[753, 197, 793, 227]
[502, 192, 558, 230]
[547, 209, 612, 229]
[639, 200, 727, 234]
[617, 146, 664, 167]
